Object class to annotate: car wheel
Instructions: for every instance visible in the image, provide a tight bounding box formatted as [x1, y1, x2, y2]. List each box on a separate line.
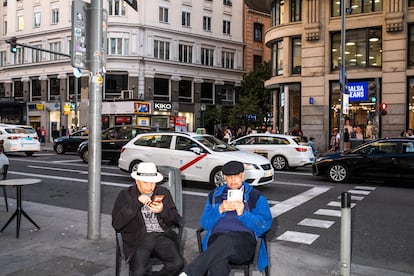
[210, 167, 224, 187]
[271, 155, 288, 170]
[81, 149, 88, 163]
[129, 161, 142, 174]
[25, 152, 34, 157]
[55, 144, 65, 154]
[328, 163, 349, 183]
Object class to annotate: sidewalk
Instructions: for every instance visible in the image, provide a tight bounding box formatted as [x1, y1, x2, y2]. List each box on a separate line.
[0, 143, 409, 275]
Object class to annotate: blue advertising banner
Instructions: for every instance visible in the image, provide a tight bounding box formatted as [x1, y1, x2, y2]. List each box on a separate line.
[348, 82, 368, 102]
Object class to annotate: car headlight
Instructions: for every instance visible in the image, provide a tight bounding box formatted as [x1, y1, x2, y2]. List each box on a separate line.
[243, 163, 259, 170]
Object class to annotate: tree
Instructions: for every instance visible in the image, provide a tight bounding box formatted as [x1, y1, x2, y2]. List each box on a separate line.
[229, 62, 272, 128]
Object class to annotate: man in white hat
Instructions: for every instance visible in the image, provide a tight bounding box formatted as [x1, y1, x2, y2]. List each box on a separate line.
[112, 162, 184, 276]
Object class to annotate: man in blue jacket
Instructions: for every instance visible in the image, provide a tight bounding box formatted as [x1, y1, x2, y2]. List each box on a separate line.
[181, 160, 272, 276]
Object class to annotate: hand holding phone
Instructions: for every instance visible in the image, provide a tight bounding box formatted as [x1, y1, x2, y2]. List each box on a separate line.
[151, 195, 165, 203]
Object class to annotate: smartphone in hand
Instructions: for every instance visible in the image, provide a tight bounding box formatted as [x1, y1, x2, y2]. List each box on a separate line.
[151, 195, 165, 203]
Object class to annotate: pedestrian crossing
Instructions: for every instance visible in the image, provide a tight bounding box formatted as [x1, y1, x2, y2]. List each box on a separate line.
[275, 185, 376, 245]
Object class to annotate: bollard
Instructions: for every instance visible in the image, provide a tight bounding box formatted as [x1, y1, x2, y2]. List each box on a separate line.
[158, 166, 183, 216]
[340, 192, 352, 276]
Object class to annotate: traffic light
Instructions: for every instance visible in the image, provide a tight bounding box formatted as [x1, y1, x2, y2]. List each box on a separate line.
[9, 37, 17, 53]
[380, 103, 388, 115]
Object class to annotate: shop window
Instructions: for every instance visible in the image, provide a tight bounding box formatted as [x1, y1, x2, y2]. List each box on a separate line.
[331, 28, 382, 70]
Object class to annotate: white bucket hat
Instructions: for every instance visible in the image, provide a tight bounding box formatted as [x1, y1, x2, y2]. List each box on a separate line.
[131, 162, 164, 183]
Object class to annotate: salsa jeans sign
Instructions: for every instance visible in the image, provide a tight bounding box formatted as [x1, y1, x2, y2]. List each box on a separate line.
[348, 82, 368, 102]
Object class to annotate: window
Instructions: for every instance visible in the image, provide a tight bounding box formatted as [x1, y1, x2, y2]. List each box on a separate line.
[331, 0, 382, 17]
[17, 15, 24, 31]
[31, 78, 41, 100]
[0, 51, 5, 67]
[49, 42, 61, 60]
[108, 38, 129, 55]
[159, 7, 169, 23]
[291, 0, 301, 22]
[331, 28, 382, 69]
[223, 20, 231, 35]
[203, 16, 211, 31]
[220, 86, 234, 103]
[254, 23, 263, 42]
[408, 78, 414, 130]
[154, 78, 170, 101]
[51, 8, 59, 24]
[292, 37, 301, 74]
[271, 0, 284, 26]
[34, 11, 41, 27]
[154, 40, 170, 60]
[201, 82, 214, 104]
[104, 74, 128, 99]
[223, 0, 232, 6]
[410, 0, 414, 7]
[253, 55, 262, 71]
[175, 136, 195, 151]
[108, 0, 126, 16]
[408, 25, 414, 66]
[179, 80, 193, 103]
[182, 11, 191, 27]
[179, 44, 193, 63]
[13, 80, 23, 99]
[271, 40, 283, 76]
[3, 19, 6, 35]
[13, 48, 24, 65]
[32, 44, 42, 63]
[49, 76, 60, 100]
[201, 47, 214, 66]
[222, 51, 234, 69]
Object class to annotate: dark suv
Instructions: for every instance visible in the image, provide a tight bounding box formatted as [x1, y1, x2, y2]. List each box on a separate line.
[77, 125, 166, 163]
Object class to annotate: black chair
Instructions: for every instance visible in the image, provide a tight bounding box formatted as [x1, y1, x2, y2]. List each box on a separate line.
[115, 222, 184, 276]
[196, 228, 270, 276]
[1, 164, 8, 212]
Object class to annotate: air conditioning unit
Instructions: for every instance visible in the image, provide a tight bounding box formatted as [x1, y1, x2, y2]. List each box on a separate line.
[121, 90, 133, 99]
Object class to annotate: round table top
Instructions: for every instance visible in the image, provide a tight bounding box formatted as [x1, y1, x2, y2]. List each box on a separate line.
[0, 178, 41, 186]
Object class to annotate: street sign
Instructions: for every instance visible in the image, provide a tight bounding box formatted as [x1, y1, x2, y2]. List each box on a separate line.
[71, 0, 89, 69]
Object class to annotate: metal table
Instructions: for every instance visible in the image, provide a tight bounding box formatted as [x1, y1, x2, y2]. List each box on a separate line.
[0, 178, 41, 238]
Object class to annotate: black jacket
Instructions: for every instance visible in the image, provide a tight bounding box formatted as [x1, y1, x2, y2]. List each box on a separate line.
[112, 184, 181, 260]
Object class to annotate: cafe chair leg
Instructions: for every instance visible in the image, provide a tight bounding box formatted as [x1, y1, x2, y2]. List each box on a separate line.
[2, 187, 8, 212]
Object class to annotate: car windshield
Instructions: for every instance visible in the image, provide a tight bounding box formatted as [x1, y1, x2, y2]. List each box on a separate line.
[193, 135, 238, 152]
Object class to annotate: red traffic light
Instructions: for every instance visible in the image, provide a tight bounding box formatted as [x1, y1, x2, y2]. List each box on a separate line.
[380, 103, 388, 115]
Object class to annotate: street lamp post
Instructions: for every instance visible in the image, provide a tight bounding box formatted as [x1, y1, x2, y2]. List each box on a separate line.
[339, 0, 347, 152]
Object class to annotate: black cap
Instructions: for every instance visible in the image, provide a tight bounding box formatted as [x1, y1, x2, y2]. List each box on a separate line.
[222, 161, 244, 175]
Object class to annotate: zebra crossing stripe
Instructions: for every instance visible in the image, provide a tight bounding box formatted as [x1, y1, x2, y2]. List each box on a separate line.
[348, 189, 371, 195]
[354, 186, 376, 190]
[337, 195, 364, 201]
[276, 231, 319, 245]
[314, 209, 342, 217]
[327, 201, 356, 208]
[298, 218, 335, 229]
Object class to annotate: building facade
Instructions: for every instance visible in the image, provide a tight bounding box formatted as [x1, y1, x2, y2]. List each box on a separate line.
[0, 0, 245, 140]
[246, 0, 414, 151]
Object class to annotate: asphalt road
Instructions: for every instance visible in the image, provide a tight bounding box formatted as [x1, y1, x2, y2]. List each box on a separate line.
[3, 151, 414, 275]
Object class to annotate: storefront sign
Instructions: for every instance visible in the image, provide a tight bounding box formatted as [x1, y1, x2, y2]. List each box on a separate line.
[154, 102, 172, 112]
[348, 82, 368, 102]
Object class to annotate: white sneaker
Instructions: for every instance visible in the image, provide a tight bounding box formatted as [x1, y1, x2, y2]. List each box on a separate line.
[178, 272, 188, 276]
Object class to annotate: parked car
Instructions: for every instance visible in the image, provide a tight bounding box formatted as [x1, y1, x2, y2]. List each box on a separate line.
[230, 133, 314, 171]
[312, 138, 414, 183]
[53, 129, 89, 154]
[118, 132, 274, 186]
[0, 124, 40, 156]
[77, 125, 166, 163]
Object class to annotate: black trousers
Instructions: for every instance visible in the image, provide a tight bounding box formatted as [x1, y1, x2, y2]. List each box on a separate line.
[129, 232, 184, 276]
[185, 231, 256, 276]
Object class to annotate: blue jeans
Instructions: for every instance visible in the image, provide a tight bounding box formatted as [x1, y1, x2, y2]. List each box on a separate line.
[185, 231, 256, 276]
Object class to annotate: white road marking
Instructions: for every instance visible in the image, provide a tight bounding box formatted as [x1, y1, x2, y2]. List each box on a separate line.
[354, 186, 376, 191]
[27, 165, 126, 177]
[327, 201, 356, 208]
[298, 218, 335, 229]
[337, 195, 364, 201]
[314, 209, 342, 217]
[276, 231, 319, 245]
[348, 189, 371, 195]
[52, 159, 82, 163]
[273, 181, 329, 188]
[270, 186, 331, 218]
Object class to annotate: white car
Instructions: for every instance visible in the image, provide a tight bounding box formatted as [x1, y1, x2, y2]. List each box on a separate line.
[0, 124, 41, 156]
[230, 134, 314, 171]
[119, 132, 274, 186]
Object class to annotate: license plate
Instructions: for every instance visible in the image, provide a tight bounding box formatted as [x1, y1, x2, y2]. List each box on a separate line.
[23, 137, 33, 141]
